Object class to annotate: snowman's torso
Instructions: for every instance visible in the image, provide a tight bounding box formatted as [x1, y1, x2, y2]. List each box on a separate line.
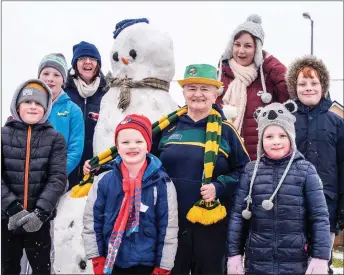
[93, 85, 178, 155]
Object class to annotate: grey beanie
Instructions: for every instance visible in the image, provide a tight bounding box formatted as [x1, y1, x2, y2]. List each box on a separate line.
[16, 82, 49, 111]
[220, 14, 265, 68]
[242, 100, 298, 220]
[38, 53, 68, 83]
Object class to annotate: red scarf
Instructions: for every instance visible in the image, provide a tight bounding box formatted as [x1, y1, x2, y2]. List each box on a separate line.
[103, 160, 147, 274]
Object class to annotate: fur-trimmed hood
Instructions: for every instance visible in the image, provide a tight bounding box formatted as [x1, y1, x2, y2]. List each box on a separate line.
[285, 55, 330, 99]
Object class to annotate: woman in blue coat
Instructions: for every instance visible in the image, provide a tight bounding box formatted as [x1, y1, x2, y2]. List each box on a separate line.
[64, 41, 108, 188]
[38, 53, 85, 190]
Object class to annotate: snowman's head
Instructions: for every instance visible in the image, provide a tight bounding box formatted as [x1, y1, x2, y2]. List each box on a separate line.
[110, 21, 175, 82]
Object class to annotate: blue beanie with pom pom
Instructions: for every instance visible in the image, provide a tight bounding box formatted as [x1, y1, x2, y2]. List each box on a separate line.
[113, 18, 149, 39]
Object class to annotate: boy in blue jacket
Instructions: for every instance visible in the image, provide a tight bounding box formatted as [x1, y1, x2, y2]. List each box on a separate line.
[82, 114, 178, 275]
[38, 53, 85, 190]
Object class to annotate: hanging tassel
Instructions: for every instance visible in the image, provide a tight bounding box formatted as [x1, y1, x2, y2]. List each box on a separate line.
[262, 199, 274, 210]
[70, 183, 93, 198]
[186, 199, 227, 225]
[242, 209, 252, 220]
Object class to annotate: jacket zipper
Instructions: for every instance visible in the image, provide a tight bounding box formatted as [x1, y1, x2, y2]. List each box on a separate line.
[79, 98, 87, 180]
[24, 126, 32, 210]
[83, 98, 87, 120]
[273, 164, 278, 275]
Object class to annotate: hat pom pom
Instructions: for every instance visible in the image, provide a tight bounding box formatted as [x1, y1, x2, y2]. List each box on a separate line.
[247, 14, 262, 24]
[242, 209, 252, 220]
[261, 92, 272, 104]
[222, 104, 238, 120]
[262, 200, 274, 210]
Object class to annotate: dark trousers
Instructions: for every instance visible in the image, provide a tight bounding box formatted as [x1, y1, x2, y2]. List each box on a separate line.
[112, 265, 154, 275]
[1, 221, 52, 275]
[171, 221, 227, 275]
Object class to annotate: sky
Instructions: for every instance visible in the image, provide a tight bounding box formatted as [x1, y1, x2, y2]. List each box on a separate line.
[2, 1, 343, 124]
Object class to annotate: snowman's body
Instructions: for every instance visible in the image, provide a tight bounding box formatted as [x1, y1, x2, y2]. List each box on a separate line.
[94, 87, 177, 154]
[53, 20, 178, 274]
[93, 21, 178, 155]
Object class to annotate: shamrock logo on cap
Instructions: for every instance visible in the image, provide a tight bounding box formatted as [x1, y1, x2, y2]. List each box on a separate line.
[189, 67, 197, 76]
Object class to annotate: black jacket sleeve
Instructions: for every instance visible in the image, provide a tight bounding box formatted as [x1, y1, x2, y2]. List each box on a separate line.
[1, 143, 19, 213]
[305, 164, 331, 260]
[337, 121, 344, 228]
[35, 133, 67, 214]
[227, 164, 251, 256]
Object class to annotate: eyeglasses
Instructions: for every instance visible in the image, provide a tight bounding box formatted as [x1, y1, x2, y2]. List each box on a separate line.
[78, 57, 97, 63]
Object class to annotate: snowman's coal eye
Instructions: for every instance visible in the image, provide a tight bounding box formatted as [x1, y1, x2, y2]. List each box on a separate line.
[129, 49, 137, 59]
[113, 52, 119, 62]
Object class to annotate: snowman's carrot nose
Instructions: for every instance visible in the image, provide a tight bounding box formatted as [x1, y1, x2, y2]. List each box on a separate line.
[121, 57, 129, 65]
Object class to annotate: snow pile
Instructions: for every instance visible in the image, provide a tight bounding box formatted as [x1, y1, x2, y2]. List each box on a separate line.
[53, 191, 92, 274]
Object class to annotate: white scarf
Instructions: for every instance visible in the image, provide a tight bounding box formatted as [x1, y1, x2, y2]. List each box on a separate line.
[73, 76, 101, 99]
[222, 58, 258, 134]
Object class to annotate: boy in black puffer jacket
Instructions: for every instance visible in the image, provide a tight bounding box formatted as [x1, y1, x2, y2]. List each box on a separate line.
[1, 79, 67, 274]
[227, 101, 330, 275]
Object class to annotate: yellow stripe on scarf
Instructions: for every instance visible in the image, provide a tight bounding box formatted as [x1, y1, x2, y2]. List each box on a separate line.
[203, 162, 215, 180]
[204, 140, 219, 153]
[97, 148, 114, 162]
[99, 155, 114, 165]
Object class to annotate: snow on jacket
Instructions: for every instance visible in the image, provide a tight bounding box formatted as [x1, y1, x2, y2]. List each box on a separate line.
[1, 119, 67, 220]
[152, 104, 250, 231]
[217, 52, 290, 160]
[295, 98, 344, 232]
[228, 151, 330, 275]
[64, 72, 108, 186]
[82, 154, 178, 270]
[48, 91, 84, 176]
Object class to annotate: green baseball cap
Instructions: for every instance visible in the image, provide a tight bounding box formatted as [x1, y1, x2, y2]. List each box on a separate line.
[177, 64, 223, 88]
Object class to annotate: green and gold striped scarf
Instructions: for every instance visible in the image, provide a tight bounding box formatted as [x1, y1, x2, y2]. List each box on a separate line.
[71, 106, 226, 225]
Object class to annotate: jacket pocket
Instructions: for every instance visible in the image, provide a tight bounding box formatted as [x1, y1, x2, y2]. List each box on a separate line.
[141, 227, 157, 254]
[323, 189, 338, 201]
[323, 189, 337, 221]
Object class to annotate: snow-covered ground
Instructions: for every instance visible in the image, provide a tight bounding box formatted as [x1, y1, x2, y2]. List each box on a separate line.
[333, 248, 344, 274]
[53, 191, 93, 274]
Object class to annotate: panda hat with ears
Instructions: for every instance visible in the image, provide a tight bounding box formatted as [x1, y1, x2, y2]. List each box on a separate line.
[242, 100, 298, 220]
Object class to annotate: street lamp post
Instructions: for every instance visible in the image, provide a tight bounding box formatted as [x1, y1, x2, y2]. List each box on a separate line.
[302, 12, 314, 55]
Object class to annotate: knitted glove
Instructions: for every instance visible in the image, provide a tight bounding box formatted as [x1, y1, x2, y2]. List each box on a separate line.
[227, 255, 244, 275]
[16, 208, 49, 233]
[152, 267, 171, 275]
[92, 256, 105, 275]
[7, 202, 30, 231]
[305, 258, 328, 274]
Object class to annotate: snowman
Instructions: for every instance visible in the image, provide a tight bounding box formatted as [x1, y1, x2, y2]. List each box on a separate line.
[93, 18, 178, 155]
[52, 18, 178, 274]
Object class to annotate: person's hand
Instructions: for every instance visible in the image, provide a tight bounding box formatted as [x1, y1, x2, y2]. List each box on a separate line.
[16, 209, 48, 233]
[200, 184, 216, 202]
[227, 255, 244, 275]
[92, 256, 105, 275]
[305, 258, 327, 274]
[83, 160, 91, 175]
[83, 160, 100, 175]
[7, 202, 30, 231]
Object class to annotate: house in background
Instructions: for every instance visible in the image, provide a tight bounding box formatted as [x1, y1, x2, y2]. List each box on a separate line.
[330, 100, 344, 118]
